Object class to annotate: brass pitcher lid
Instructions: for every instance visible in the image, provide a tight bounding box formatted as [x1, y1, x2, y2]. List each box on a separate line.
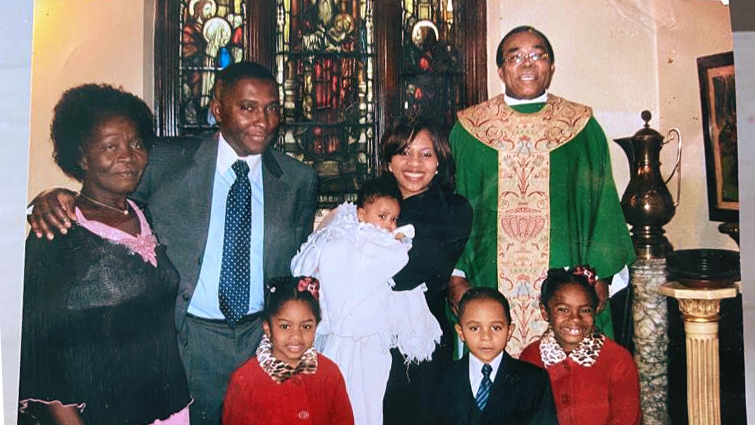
[632, 110, 664, 139]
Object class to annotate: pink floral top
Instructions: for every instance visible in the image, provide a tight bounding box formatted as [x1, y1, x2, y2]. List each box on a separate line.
[75, 199, 158, 267]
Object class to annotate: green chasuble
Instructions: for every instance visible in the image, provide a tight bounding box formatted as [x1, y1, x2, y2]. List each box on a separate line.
[450, 94, 636, 356]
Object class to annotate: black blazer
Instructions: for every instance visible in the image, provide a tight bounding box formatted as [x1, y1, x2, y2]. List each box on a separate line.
[434, 353, 558, 425]
[132, 134, 317, 331]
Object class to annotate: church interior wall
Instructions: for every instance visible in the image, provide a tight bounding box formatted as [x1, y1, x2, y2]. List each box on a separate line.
[733, 28, 755, 424]
[656, 0, 735, 250]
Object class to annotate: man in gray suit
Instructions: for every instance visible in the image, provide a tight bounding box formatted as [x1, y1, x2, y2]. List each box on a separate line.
[29, 62, 318, 425]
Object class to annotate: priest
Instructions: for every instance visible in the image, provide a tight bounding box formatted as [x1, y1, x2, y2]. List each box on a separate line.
[448, 26, 636, 356]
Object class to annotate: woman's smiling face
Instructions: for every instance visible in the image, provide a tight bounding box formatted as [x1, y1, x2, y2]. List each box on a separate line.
[388, 129, 439, 199]
[80, 116, 148, 200]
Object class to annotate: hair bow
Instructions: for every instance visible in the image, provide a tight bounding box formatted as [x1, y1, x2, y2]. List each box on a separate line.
[297, 277, 320, 300]
[572, 265, 598, 286]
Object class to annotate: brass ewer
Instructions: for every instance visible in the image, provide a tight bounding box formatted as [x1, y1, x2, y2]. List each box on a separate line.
[614, 110, 681, 259]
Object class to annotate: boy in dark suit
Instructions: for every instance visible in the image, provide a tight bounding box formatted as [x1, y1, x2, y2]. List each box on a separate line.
[434, 287, 558, 425]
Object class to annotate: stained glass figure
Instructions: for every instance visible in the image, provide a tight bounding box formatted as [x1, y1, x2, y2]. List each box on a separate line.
[179, 0, 245, 134]
[276, 0, 375, 207]
[400, 0, 461, 128]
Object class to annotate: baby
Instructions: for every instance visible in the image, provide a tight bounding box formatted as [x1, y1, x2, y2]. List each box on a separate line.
[355, 178, 399, 233]
[291, 176, 441, 425]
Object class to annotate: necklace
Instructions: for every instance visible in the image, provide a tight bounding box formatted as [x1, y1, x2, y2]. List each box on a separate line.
[77, 193, 130, 216]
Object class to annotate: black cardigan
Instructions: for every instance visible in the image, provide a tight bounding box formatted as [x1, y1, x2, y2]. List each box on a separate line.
[393, 185, 473, 354]
[19, 223, 190, 425]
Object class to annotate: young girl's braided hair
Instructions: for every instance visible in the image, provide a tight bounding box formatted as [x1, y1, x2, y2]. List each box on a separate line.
[264, 276, 322, 323]
[540, 266, 599, 310]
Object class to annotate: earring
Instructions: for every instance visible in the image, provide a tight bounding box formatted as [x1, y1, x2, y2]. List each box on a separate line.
[435, 170, 439, 175]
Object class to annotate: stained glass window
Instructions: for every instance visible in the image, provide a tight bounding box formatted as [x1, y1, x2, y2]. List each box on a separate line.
[275, 0, 375, 207]
[399, 0, 461, 128]
[162, 0, 477, 207]
[179, 0, 246, 135]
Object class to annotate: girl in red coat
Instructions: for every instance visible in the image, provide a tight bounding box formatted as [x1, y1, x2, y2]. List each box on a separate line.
[520, 267, 641, 425]
[223, 277, 354, 425]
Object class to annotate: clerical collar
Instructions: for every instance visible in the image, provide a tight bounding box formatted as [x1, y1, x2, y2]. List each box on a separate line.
[504, 91, 548, 106]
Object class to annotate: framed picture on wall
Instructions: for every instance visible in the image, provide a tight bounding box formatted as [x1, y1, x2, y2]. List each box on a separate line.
[697, 51, 739, 223]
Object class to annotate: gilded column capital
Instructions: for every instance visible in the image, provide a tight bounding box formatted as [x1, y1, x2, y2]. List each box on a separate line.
[676, 298, 722, 322]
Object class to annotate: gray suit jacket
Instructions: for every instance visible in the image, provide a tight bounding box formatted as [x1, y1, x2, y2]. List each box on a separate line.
[132, 133, 317, 331]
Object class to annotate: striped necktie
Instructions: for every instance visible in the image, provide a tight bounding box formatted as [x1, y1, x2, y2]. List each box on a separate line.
[218, 160, 251, 326]
[475, 363, 493, 411]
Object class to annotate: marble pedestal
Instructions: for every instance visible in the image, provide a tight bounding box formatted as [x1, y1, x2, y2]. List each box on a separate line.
[631, 258, 670, 425]
[660, 282, 740, 425]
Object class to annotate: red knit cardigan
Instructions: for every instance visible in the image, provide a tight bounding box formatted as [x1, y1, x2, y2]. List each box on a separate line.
[223, 353, 354, 425]
[520, 338, 641, 425]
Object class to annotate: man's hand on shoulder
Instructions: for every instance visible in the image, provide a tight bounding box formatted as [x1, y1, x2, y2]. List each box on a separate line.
[27, 188, 78, 240]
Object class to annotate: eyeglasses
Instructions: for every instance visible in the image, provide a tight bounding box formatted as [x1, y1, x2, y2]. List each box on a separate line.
[504, 52, 550, 66]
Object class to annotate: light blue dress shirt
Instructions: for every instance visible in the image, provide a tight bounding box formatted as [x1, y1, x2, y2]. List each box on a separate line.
[187, 134, 265, 318]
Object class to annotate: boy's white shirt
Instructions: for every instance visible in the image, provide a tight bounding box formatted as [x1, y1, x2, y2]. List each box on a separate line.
[469, 351, 504, 396]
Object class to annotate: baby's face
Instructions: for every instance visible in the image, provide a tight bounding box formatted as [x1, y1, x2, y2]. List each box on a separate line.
[357, 196, 400, 232]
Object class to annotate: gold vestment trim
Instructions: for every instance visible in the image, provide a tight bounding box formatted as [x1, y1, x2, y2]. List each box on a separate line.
[458, 94, 591, 355]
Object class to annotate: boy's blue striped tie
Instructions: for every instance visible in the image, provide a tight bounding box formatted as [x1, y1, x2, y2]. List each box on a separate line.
[475, 363, 492, 410]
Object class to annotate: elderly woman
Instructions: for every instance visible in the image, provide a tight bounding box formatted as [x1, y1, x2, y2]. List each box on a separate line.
[18, 84, 190, 425]
[380, 120, 473, 425]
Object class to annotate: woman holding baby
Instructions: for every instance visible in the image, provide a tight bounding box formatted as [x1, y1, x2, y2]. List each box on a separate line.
[380, 120, 473, 425]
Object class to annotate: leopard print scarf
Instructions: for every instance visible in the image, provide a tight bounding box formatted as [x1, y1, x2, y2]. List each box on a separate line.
[256, 334, 318, 384]
[539, 329, 605, 368]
